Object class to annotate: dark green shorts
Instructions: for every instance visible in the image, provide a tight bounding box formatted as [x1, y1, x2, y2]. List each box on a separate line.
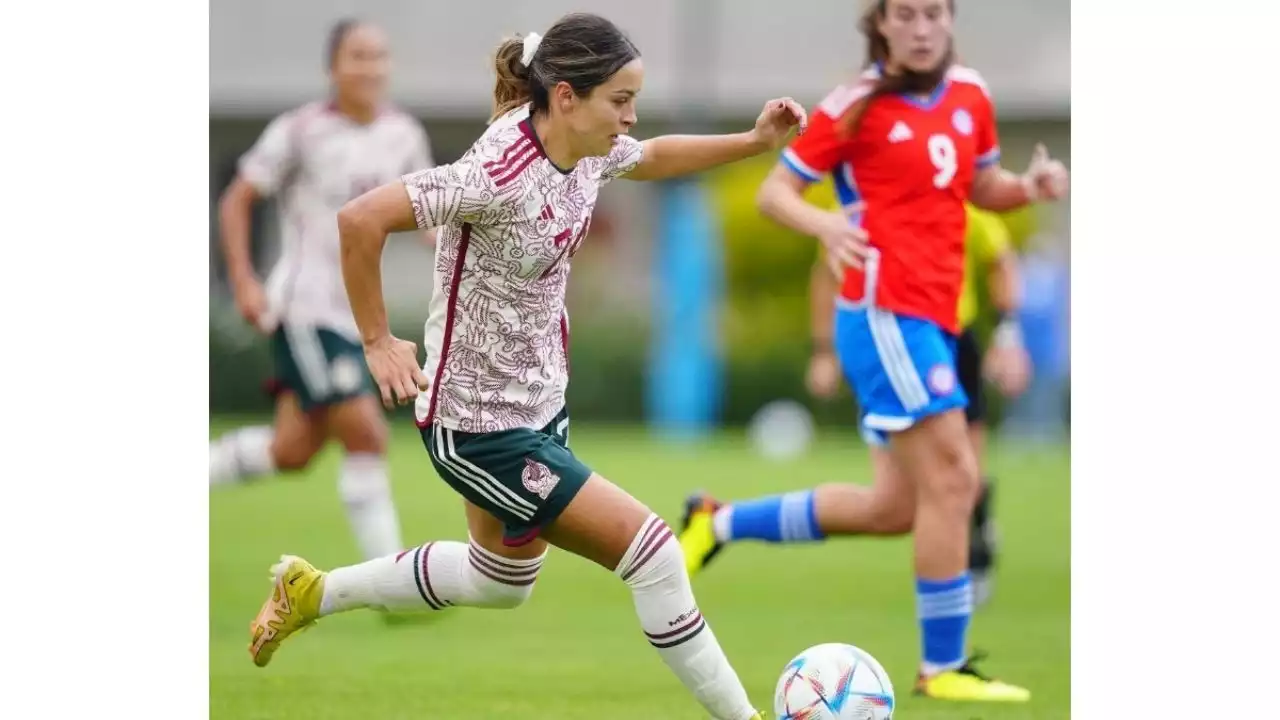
[269, 324, 373, 412]
[420, 408, 592, 546]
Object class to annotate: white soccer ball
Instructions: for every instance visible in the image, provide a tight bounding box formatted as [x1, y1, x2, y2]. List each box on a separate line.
[773, 643, 896, 719]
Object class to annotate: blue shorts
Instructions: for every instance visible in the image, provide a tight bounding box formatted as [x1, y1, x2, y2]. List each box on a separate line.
[835, 305, 969, 446]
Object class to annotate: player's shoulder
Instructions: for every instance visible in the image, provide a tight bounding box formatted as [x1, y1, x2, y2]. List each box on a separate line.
[946, 65, 993, 101]
[814, 67, 880, 119]
[467, 110, 530, 166]
[264, 101, 331, 132]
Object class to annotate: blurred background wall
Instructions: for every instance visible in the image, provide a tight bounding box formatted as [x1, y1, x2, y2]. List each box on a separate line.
[209, 0, 1070, 440]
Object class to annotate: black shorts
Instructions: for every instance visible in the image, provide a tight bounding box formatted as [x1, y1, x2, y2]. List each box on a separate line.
[956, 327, 987, 424]
[420, 408, 592, 547]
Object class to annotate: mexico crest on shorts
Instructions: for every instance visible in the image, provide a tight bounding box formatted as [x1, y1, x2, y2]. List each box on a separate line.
[330, 356, 364, 394]
[951, 108, 974, 136]
[522, 459, 560, 500]
[927, 362, 957, 396]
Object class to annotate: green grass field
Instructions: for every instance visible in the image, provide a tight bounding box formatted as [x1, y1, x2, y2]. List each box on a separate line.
[210, 419, 1069, 719]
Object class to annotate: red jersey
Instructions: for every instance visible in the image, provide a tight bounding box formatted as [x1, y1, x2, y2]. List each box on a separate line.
[783, 65, 1001, 334]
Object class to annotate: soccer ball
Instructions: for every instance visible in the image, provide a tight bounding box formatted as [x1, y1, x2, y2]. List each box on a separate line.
[773, 643, 896, 719]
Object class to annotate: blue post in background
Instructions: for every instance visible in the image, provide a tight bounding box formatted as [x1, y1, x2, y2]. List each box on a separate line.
[646, 0, 722, 442]
[647, 178, 723, 441]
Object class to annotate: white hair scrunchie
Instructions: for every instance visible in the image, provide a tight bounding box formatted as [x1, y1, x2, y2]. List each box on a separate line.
[520, 32, 543, 67]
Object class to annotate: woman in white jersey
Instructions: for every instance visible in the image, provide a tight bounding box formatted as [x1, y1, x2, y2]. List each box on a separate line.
[247, 13, 805, 720]
[210, 20, 433, 569]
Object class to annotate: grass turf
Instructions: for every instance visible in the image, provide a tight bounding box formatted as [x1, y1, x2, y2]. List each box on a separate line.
[210, 420, 1069, 719]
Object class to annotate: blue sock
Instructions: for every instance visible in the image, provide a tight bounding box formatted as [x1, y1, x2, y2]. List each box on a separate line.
[725, 490, 825, 543]
[916, 573, 972, 672]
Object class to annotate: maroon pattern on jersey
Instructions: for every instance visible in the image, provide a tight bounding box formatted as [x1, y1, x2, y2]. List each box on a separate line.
[405, 108, 643, 432]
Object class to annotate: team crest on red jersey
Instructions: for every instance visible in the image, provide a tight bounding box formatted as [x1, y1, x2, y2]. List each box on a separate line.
[522, 458, 560, 500]
[927, 363, 957, 396]
[951, 108, 974, 136]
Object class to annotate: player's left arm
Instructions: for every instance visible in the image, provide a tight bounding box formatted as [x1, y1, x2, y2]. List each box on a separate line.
[968, 91, 1069, 211]
[621, 98, 808, 182]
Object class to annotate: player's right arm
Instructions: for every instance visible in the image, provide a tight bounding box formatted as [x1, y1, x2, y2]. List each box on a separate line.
[219, 111, 299, 331]
[805, 246, 844, 399]
[336, 156, 496, 407]
[756, 86, 870, 271]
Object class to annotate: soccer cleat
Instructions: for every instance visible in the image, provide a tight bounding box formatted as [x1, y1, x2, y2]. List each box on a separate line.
[913, 652, 1030, 702]
[248, 554, 325, 668]
[678, 492, 725, 577]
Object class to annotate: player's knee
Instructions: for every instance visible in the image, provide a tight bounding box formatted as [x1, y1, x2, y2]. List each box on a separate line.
[925, 439, 980, 515]
[871, 498, 916, 534]
[272, 439, 318, 471]
[337, 419, 387, 455]
[466, 540, 545, 609]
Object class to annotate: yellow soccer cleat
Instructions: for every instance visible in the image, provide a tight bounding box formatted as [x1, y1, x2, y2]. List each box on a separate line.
[678, 493, 725, 577]
[248, 554, 325, 668]
[913, 653, 1031, 702]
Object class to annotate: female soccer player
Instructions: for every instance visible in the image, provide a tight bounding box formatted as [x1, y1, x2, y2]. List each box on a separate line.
[209, 19, 435, 566]
[247, 13, 806, 720]
[684, 0, 1066, 704]
[683, 204, 1028, 604]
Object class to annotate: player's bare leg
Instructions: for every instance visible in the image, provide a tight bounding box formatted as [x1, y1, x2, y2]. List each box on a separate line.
[541, 474, 760, 720]
[813, 448, 916, 534]
[210, 391, 327, 486]
[327, 396, 403, 561]
[892, 410, 1028, 701]
[679, 445, 915, 575]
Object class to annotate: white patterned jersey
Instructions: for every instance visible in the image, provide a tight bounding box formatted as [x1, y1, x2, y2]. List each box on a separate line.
[403, 104, 644, 433]
[239, 102, 434, 339]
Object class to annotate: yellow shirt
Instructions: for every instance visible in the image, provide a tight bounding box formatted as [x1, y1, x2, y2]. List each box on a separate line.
[958, 205, 1013, 329]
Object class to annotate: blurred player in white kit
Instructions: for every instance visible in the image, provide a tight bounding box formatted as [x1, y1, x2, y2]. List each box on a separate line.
[209, 19, 435, 566]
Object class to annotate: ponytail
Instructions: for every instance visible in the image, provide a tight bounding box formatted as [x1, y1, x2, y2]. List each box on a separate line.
[491, 36, 532, 123]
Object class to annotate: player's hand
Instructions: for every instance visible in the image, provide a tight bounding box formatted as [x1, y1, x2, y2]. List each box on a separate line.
[805, 350, 843, 400]
[1023, 143, 1069, 202]
[232, 277, 273, 333]
[982, 329, 1032, 398]
[751, 97, 808, 150]
[815, 203, 871, 274]
[363, 335, 429, 410]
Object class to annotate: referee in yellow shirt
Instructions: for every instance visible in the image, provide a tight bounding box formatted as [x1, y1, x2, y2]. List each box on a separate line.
[802, 204, 1031, 605]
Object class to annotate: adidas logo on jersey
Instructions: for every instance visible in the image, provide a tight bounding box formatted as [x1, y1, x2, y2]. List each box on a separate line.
[888, 121, 913, 143]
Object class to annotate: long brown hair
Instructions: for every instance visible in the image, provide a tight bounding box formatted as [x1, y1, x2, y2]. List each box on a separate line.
[838, 0, 957, 136]
[490, 13, 640, 123]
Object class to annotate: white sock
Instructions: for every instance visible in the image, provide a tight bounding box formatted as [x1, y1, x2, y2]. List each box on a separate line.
[616, 514, 757, 720]
[339, 454, 403, 560]
[319, 538, 545, 616]
[712, 507, 734, 543]
[209, 426, 275, 486]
